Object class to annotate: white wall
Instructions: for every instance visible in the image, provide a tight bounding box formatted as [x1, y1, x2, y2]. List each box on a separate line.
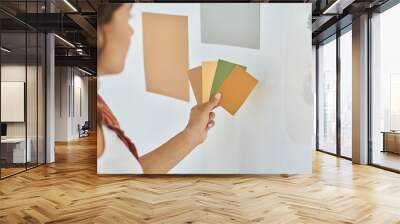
[55, 67, 89, 141]
[55, 67, 68, 141]
[1, 65, 39, 138]
[99, 3, 313, 174]
[72, 73, 89, 138]
[1, 66, 26, 133]
[1, 64, 46, 164]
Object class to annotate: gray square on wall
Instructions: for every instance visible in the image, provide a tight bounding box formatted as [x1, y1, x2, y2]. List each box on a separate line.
[200, 3, 260, 49]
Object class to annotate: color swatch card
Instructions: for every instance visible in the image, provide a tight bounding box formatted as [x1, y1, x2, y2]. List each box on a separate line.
[210, 60, 246, 98]
[187, 66, 204, 103]
[218, 66, 258, 115]
[201, 3, 261, 49]
[142, 12, 189, 101]
[201, 61, 218, 102]
[187, 59, 257, 115]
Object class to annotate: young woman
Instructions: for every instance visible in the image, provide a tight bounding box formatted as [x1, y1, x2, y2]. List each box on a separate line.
[97, 3, 221, 174]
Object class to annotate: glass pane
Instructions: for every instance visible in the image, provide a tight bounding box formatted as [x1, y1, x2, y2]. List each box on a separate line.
[0, 0, 46, 178]
[390, 75, 400, 130]
[371, 4, 400, 171]
[26, 0, 39, 169]
[312, 46, 317, 150]
[38, 32, 45, 165]
[1, 31, 27, 177]
[340, 29, 352, 158]
[318, 37, 337, 154]
[27, 31, 38, 169]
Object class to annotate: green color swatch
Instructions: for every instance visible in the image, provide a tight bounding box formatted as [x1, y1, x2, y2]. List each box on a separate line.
[210, 59, 246, 98]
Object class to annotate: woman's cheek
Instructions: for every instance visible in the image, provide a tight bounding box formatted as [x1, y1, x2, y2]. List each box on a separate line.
[123, 27, 132, 54]
[126, 23, 133, 44]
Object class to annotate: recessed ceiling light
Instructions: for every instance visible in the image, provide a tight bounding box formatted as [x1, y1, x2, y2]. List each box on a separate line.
[63, 0, 78, 12]
[77, 67, 93, 76]
[1, 47, 11, 53]
[322, 0, 354, 15]
[54, 34, 75, 48]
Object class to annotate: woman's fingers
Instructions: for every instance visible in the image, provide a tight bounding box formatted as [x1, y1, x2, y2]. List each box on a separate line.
[207, 112, 215, 130]
[206, 120, 215, 130]
[205, 92, 221, 111]
[209, 112, 215, 121]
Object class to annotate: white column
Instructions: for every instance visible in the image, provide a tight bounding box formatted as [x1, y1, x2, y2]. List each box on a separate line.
[45, 1, 56, 163]
[46, 33, 55, 163]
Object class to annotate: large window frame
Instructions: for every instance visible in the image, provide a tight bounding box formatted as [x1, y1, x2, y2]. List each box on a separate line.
[368, 1, 400, 173]
[315, 0, 400, 174]
[316, 25, 353, 160]
[339, 26, 353, 159]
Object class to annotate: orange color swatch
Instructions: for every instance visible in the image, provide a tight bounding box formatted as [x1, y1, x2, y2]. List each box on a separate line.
[142, 12, 189, 101]
[218, 66, 258, 115]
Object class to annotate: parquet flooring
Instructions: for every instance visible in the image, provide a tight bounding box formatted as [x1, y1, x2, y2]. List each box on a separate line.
[1, 167, 26, 178]
[1, 135, 400, 223]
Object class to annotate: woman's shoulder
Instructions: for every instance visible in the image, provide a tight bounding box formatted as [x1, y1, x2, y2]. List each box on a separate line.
[97, 124, 143, 174]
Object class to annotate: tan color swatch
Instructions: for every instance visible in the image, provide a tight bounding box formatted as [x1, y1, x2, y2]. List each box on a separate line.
[219, 66, 258, 115]
[187, 66, 203, 104]
[201, 61, 218, 101]
[142, 12, 189, 101]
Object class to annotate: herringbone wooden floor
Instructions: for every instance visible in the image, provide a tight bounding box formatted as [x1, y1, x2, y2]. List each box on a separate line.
[1, 135, 400, 224]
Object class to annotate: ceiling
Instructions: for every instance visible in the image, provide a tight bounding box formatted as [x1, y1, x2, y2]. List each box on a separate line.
[0, 0, 98, 74]
[0, 0, 395, 73]
[310, 0, 391, 44]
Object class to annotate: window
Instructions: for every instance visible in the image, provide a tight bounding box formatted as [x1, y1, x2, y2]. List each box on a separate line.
[340, 28, 352, 158]
[371, 3, 400, 171]
[318, 37, 337, 154]
[390, 74, 400, 130]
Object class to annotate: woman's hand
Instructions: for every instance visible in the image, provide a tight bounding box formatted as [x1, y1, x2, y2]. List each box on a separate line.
[184, 93, 222, 146]
[139, 93, 221, 174]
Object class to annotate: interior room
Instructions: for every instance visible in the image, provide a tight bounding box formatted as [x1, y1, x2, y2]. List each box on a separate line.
[0, 0, 96, 179]
[0, 0, 399, 223]
[0, 8, 46, 178]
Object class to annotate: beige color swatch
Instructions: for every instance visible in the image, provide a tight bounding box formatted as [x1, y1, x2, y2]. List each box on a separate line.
[219, 66, 258, 115]
[201, 61, 218, 101]
[187, 66, 203, 104]
[142, 12, 189, 101]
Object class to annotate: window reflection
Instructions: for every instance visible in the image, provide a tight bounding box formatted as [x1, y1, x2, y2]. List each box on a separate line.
[318, 37, 337, 154]
[340, 29, 352, 158]
[371, 4, 400, 171]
